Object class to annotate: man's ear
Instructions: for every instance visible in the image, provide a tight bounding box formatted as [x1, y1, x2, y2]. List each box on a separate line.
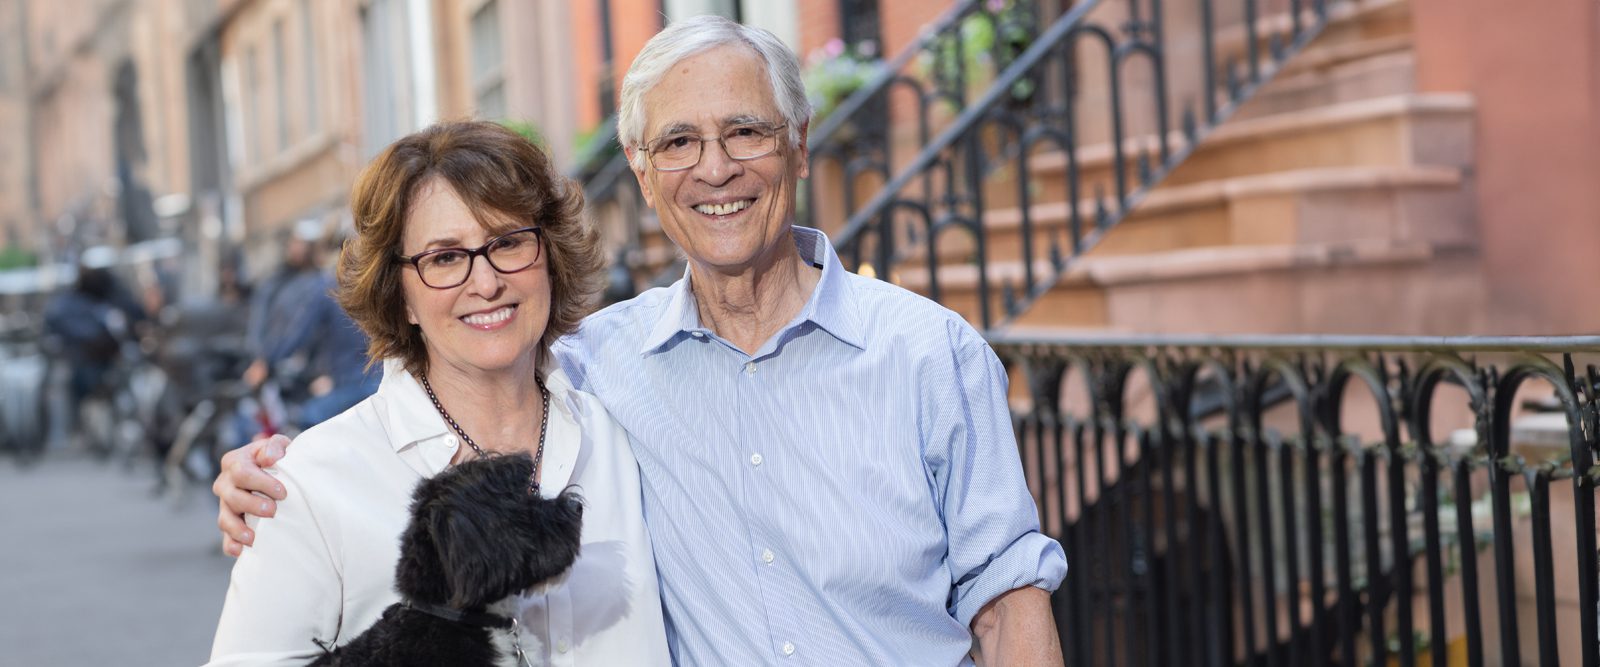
[794, 120, 811, 180]
[624, 147, 657, 209]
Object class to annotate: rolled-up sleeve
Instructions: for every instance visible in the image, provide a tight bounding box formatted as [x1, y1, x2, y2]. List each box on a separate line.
[937, 335, 1069, 627]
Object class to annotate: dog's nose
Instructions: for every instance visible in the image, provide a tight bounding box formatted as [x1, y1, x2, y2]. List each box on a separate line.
[558, 492, 585, 515]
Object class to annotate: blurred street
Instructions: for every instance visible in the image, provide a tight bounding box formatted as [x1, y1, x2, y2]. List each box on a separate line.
[0, 452, 234, 666]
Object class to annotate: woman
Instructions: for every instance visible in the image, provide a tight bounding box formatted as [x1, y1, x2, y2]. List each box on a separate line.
[207, 121, 669, 666]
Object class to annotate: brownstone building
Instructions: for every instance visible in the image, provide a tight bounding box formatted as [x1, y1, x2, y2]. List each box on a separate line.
[0, 0, 32, 257]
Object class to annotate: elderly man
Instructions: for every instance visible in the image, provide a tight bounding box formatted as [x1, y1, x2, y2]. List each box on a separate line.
[215, 15, 1066, 665]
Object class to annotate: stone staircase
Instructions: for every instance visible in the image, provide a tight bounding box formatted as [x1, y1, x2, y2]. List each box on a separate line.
[888, 0, 1484, 335]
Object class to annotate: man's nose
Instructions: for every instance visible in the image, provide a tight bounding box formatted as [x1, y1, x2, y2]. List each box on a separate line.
[692, 138, 742, 185]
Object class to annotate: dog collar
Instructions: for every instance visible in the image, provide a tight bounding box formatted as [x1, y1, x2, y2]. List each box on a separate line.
[401, 599, 516, 630]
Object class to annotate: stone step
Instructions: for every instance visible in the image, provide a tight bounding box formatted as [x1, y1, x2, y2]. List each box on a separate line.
[918, 165, 1470, 269]
[1004, 92, 1474, 210]
[897, 238, 1484, 333]
[1058, 0, 1414, 151]
[1208, 0, 1413, 77]
[1235, 45, 1416, 121]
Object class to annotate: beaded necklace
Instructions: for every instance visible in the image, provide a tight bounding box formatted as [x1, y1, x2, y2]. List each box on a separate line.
[419, 373, 549, 496]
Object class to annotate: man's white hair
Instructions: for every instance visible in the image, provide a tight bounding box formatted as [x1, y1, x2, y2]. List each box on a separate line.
[618, 14, 812, 168]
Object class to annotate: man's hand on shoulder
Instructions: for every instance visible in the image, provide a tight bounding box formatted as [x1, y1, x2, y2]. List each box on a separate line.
[214, 434, 292, 557]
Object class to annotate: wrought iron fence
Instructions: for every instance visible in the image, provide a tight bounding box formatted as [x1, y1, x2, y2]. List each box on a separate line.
[993, 334, 1600, 667]
[804, 0, 1041, 231]
[831, 0, 1338, 331]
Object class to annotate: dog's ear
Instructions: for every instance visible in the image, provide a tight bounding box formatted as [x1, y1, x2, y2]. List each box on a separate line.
[430, 497, 530, 610]
[393, 485, 453, 606]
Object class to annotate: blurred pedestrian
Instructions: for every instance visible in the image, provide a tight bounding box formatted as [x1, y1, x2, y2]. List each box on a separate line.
[43, 248, 148, 409]
[234, 221, 378, 439]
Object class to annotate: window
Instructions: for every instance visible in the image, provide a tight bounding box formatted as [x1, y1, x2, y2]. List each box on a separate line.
[470, 1, 505, 119]
[597, 0, 616, 118]
[361, 0, 413, 157]
[0, 37, 10, 93]
[300, 0, 319, 136]
[838, 0, 881, 52]
[245, 45, 261, 162]
[273, 19, 289, 152]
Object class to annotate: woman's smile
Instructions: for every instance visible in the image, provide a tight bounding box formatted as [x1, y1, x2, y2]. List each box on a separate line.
[460, 304, 517, 330]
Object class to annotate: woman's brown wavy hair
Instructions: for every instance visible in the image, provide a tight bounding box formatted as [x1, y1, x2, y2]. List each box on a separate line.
[339, 120, 603, 378]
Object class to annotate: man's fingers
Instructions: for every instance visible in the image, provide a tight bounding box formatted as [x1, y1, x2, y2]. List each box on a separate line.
[217, 443, 287, 503]
[217, 504, 254, 550]
[252, 434, 292, 472]
[220, 485, 277, 518]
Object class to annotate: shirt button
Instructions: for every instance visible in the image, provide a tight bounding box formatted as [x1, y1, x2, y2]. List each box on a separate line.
[750, 453, 763, 466]
[444, 435, 458, 448]
[761, 549, 775, 564]
[744, 361, 757, 374]
[690, 331, 705, 338]
[556, 639, 569, 653]
[782, 641, 795, 657]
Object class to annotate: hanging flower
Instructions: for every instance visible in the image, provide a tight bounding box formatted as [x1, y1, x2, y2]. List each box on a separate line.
[803, 41, 882, 124]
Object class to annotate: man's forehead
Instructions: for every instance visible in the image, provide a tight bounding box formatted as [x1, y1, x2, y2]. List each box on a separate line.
[641, 45, 776, 132]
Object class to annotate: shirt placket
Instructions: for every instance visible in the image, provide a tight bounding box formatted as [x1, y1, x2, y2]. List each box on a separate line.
[732, 352, 808, 663]
[545, 584, 575, 667]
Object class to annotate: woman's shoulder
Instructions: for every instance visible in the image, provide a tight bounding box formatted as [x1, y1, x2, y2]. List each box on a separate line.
[273, 393, 396, 477]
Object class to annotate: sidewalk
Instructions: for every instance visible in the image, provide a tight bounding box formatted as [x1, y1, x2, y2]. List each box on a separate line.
[0, 453, 234, 666]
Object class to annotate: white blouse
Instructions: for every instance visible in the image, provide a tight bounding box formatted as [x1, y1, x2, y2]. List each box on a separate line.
[208, 361, 669, 666]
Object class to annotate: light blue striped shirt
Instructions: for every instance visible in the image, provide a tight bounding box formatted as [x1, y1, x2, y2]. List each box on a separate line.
[555, 226, 1067, 666]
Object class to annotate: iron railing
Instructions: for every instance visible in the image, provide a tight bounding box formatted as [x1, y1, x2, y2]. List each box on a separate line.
[570, 116, 626, 206]
[803, 0, 1041, 230]
[833, 0, 1337, 331]
[567, 115, 656, 300]
[993, 333, 1600, 667]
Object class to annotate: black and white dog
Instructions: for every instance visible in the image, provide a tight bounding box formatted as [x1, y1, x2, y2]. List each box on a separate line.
[311, 453, 583, 666]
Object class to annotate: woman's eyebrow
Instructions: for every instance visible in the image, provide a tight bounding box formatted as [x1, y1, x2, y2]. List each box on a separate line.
[418, 236, 465, 251]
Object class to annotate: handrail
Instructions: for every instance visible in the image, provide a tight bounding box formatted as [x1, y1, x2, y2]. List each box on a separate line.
[805, 0, 981, 153]
[830, 0, 1338, 331]
[837, 0, 1106, 243]
[568, 114, 622, 191]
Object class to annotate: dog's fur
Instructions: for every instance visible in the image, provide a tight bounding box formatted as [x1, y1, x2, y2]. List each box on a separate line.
[310, 453, 583, 666]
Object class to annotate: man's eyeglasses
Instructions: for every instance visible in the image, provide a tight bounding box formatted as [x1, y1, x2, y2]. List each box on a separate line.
[639, 122, 788, 172]
[395, 227, 544, 289]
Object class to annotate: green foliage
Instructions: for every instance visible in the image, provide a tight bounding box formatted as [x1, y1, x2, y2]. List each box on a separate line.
[0, 245, 37, 270]
[919, 0, 1037, 105]
[803, 39, 881, 125]
[498, 119, 546, 148]
[571, 121, 617, 170]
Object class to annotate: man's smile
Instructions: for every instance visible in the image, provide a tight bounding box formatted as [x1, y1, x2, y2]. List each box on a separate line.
[692, 198, 756, 217]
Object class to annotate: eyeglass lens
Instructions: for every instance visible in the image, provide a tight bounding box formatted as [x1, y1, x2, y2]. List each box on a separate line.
[415, 228, 541, 288]
[649, 125, 780, 170]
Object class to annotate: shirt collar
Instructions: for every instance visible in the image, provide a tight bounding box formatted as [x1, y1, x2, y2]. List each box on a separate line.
[377, 357, 584, 455]
[638, 226, 866, 355]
